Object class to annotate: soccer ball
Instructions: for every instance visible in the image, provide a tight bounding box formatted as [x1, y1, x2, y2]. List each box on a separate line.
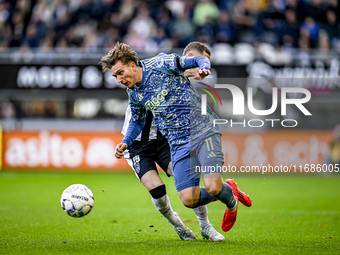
[60, 184, 94, 217]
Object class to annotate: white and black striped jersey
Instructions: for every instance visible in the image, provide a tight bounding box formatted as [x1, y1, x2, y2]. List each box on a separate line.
[122, 105, 163, 142]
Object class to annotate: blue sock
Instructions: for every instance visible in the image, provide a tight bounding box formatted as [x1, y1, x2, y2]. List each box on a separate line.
[213, 183, 236, 209]
[192, 187, 217, 208]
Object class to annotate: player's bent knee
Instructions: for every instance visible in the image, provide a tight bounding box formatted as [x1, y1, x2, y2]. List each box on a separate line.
[178, 189, 200, 208]
[180, 197, 199, 208]
[205, 183, 222, 196]
[204, 177, 223, 195]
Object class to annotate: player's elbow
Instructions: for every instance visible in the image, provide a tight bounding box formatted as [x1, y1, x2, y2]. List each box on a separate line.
[196, 56, 211, 70]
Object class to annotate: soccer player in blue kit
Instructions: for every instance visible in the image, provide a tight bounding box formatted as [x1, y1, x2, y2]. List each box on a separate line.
[100, 42, 252, 237]
[119, 42, 225, 242]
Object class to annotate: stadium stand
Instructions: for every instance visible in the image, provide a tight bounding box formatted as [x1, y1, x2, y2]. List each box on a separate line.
[0, 0, 338, 52]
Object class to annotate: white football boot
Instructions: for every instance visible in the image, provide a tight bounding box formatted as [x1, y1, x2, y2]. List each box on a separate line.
[201, 224, 225, 242]
[172, 212, 197, 240]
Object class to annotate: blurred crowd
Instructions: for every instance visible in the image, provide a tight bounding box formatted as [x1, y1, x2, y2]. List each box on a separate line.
[0, 0, 339, 54]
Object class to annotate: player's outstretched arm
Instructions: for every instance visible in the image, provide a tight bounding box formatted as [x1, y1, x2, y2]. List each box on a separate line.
[119, 118, 144, 155]
[177, 56, 211, 80]
[120, 97, 146, 152]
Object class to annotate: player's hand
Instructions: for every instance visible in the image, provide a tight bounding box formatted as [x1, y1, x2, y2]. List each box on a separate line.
[115, 143, 128, 159]
[183, 67, 199, 78]
[193, 69, 211, 80]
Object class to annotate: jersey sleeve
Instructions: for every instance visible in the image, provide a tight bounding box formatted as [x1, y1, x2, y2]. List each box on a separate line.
[176, 56, 211, 71]
[153, 53, 210, 74]
[121, 94, 146, 147]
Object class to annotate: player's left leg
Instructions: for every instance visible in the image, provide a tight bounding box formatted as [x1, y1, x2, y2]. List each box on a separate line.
[203, 173, 238, 232]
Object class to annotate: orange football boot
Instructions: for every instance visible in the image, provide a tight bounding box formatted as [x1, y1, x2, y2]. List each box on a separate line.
[226, 179, 252, 207]
[221, 194, 238, 232]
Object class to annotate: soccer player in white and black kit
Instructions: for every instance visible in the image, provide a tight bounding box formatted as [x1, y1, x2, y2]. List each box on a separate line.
[121, 42, 225, 242]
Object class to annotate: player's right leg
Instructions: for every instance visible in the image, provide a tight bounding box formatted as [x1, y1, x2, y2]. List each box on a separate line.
[124, 150, 196, 240]
[176, 183, 226, 241]
[192, 205, 225, 242]
[142, 171, 196, 240]
[171, 143, 217, 208]
[155, 139, 223, 241]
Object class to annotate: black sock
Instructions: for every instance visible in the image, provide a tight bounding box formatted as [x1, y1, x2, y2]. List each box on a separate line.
[213, 183, 236, 209]
[192, 187, 218, 208]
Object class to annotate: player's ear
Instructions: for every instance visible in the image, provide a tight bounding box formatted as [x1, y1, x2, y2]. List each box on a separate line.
[130, 62, 137, 71]
[187, 52, 194, 57]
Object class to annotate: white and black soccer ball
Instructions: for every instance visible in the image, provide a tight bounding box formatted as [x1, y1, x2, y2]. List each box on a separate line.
[60, 184, 94, 217]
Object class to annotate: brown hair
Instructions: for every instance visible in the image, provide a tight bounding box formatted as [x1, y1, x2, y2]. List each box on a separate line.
[183, 41, 211, 56]
[99, 42, 138, 72]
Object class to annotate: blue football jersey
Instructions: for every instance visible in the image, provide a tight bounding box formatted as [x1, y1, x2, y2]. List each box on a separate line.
[123, 53, 220, 148]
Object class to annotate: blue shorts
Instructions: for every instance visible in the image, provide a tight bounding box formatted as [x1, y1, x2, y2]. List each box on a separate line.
[171, 131, 224, 192]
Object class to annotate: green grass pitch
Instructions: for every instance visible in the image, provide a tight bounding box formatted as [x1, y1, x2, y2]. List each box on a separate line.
[0, 171, 339, 255]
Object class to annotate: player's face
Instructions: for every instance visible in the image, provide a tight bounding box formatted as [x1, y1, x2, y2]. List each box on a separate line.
[110, 61, 139, 89]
